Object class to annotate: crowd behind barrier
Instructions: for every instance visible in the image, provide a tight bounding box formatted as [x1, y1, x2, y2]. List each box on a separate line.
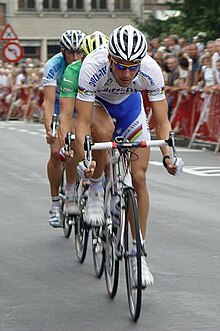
[1, 33, 220, 152]
[142, 87, 220, 151]
[0, 58, 44, 122]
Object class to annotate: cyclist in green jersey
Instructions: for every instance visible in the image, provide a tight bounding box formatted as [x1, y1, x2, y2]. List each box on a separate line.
[58, 31, 109, 213]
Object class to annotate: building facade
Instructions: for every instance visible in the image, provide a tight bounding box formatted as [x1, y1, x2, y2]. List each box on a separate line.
[0, 0, 171, 61]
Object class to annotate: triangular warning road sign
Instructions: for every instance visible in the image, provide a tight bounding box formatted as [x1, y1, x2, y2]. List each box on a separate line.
[0, 23, 18, 41]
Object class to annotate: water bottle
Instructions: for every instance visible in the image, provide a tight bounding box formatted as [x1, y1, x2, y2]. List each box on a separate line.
[110, 194, 120, 227]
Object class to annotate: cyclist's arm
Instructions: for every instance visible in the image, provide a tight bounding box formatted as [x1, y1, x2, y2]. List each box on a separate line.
[42, 85, 56, 135]
[75, 98, 93, 161]
[151, 98, 177, 174]
[59, 97, 75, 147]
[58, 63, 80, 147]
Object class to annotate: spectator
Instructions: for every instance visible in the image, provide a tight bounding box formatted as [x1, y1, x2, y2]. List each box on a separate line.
[168, 34, 181, 56]
[214, 58, 220, 85]
[205, 40, 215, 56]
[164, 55, 180, 119]
[212, 38, 220, 84]
[178, 37, 187, 50]
[200, 53, 215, 90]
[187, 43, 202, 87]
[150, 37, 161, 57]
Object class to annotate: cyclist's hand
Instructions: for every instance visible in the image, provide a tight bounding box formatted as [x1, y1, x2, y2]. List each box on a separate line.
[84, 160, 96, 178]
[163, 156, 184, 176]
[77, 160, 96, 179]
[59, 147, 74, 162]
[46, 129, 56, 145]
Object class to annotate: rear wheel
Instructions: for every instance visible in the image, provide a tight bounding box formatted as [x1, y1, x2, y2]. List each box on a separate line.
[74, 214, 89, 263]
[92, 227, 105, 278]
[74, 180, 90, 263]
[124, 188, 142, 322]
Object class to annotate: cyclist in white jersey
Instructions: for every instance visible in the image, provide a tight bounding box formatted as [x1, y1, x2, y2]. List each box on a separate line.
[75, 25, 178, 287]
[42, 29, 86, 228]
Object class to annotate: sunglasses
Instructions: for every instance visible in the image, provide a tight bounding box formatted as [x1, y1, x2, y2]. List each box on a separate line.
[111, 57, 140, 71]
[65, 49, 83, 55]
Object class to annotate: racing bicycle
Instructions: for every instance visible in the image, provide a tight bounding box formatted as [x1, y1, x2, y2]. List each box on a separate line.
[82, 132, 181, 322]
[51, 114, 73, 238]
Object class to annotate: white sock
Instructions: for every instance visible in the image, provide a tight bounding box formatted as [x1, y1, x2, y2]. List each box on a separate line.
[51, 196, 61, 208]
[89, 175, 104, 192]
[66, 183, 76, 199]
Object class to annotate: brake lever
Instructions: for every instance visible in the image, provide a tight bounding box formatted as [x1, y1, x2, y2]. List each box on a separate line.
[84, 135, 92, 168]
[51, 114, 58, 137]
[65, 132, 72, 153]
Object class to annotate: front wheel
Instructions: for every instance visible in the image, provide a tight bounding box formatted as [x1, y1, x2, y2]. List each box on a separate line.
[74, 214, 89, 263]
[124, 188, 142, 322]
[59, 170, 72, 238]
[104, 221, 119, 298]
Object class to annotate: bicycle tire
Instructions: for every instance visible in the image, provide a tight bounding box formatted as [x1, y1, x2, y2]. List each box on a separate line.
[124, 187, 142, 322]
[63, 214, 73, 238]
[60, 170, 72, 238]
[92, 227, 105, 278]
[104, 183, 119, 298]
[74, 214, 89, 263]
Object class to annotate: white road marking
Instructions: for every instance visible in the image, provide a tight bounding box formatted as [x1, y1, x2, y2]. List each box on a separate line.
[149, 161, 220, 177]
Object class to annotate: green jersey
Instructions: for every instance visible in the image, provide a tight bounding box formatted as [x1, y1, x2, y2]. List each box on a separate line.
[60, 60, 82, 98]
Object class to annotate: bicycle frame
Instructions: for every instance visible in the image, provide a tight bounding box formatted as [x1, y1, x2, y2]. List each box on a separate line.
[84, 132, 177, 254]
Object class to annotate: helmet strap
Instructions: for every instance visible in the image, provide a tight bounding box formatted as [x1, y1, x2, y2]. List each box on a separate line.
[61, 49, 67, 62]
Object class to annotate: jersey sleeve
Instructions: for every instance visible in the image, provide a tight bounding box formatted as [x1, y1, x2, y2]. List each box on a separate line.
[76, 60, 97, 103]
[42, 53, 65, 88]
[140, 57, 166, 102]
[60, 61, 82, 98]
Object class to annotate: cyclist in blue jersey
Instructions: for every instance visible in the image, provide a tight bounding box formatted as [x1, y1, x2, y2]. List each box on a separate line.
[42, 29, 86, 228]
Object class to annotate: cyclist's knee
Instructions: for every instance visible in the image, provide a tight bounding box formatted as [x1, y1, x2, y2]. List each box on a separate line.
[50, 148, 60, 163]
[92, 121, 114, 142]
[132, 169, 146, 188]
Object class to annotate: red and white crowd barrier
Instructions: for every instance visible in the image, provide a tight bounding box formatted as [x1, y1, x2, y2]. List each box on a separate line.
[142, 89, 220, 152]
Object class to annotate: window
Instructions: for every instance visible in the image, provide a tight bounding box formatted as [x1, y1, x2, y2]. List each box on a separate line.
[18, 0, 36, 10]
[115, 0, 130, 10]
[91, 0, 107, 10]
[43, 0, 60, 10]
[0, 4, 6, 25]
[23, 46, 40, 57]
[48, 44, 60, 58]
[67, 0, 84, 10]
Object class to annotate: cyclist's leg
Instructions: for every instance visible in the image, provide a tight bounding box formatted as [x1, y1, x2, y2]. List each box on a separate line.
[48, 137, 64, 227]
[118, 94, 154, 287]
[64, 117, 79, 215]
[91, 103, 115, 178]
[85, 103, 114, 226]
[48, 100, 63, 227]
[118, 95, 151, 239]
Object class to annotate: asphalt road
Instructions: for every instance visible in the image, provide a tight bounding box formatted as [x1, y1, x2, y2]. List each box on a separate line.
[0, 121, 220, 331]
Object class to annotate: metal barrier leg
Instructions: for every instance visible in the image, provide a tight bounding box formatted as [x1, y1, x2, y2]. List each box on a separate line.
[214, 137, 220, 154]
[188, 94, 211, 149]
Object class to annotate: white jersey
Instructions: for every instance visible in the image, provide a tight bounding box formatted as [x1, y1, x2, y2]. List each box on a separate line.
[77, 45, 165, 104]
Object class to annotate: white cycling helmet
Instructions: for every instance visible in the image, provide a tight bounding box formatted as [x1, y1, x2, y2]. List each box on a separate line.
[108, 25, 147, 62]
[60, 30, 86, 51]
[82, 31, 109, 55]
